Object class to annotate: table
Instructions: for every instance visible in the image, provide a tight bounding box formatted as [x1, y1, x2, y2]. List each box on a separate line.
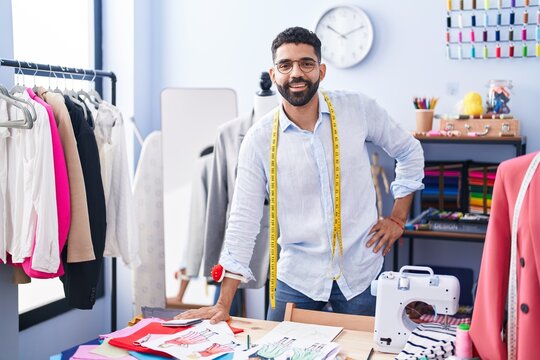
[229, 317, 394, 360]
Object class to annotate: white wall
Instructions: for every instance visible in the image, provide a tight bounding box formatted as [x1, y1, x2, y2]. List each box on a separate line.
[142, 0, 540, 152]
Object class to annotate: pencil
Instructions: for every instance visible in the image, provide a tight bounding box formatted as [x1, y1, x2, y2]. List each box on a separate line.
[366, 347, 374, 360]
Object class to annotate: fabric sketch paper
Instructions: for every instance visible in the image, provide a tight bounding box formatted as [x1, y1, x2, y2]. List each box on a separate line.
[229, 322, 342, 360]
[258, 321, 343, 343]
[142, 320, 241, 359]
[233, 339, 340, 360]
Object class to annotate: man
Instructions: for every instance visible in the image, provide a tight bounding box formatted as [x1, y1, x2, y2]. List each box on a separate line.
[177, 27, 424, 323]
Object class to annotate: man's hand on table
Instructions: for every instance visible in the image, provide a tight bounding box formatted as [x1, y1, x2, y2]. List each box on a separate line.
[174, 302, 230, 324]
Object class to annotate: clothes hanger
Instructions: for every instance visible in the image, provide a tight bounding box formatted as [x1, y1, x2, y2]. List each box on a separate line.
[0, 91, 34, 129]
[65, 71, 88, 121]
[77, 68, 100, 109]
[31, 62, 40, 93]
[88, 70, 103, 104]
[52, 66, 63, 95]
[2, 62, 37, 125]
[9, 60, 27, 95]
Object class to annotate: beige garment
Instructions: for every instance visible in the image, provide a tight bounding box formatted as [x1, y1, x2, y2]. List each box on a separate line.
[38, 88, 95, 263]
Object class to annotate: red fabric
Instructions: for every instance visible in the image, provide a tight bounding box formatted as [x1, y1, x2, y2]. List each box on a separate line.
[470, 152, 540, 360]
[108, 321, 243, 357]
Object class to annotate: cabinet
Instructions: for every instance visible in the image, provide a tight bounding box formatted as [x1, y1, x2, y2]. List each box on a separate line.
[393, 135, 527, 271]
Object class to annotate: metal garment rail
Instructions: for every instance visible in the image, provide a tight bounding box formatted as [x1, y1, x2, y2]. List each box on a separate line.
[0, 58, 119, 331]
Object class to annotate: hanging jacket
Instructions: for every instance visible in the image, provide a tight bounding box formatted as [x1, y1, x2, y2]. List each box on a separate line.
[61, 96, 106, 309]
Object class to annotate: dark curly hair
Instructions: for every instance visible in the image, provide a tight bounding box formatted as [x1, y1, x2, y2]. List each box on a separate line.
[271, 27, 322, 62]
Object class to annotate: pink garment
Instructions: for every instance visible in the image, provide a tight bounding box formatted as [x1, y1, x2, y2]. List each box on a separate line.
[70, 345, 136, 360]
[99, 318, 163, 339]
[22, 88, 70, 278]
[470, 152, 540, 360]
[424, 170, 461, 177]
[469, 171, 496, 180]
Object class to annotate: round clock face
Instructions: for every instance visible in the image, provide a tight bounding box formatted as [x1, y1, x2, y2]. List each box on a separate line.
[315, 6, 374, 68]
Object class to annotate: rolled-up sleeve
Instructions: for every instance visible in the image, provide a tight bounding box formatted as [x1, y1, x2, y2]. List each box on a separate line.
[365, 98, 425, 199]
[218, 130, 267, 282]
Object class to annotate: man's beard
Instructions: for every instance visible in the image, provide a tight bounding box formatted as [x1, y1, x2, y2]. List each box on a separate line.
[276, 77, 320, 107]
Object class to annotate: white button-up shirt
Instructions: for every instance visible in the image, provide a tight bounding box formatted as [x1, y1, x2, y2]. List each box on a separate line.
[220, 90, 424, 301]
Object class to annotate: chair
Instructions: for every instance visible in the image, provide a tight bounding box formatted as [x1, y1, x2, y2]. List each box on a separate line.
[283, 302, 375, 332]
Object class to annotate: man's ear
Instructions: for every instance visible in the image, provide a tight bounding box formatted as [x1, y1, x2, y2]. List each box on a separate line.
[319, 63, 327, 82]
[269, 67, 276, 83]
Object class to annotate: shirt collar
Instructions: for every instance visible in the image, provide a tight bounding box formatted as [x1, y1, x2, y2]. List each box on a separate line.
[278, 91, 329, 132]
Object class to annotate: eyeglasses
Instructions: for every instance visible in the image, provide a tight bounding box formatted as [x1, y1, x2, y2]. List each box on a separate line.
[274, 59, 319, 74]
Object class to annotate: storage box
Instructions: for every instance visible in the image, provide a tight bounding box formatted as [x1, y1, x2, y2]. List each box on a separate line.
[440, 118, 520, 137]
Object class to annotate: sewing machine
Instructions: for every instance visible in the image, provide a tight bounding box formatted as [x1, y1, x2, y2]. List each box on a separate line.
[370, 266, 460, 354]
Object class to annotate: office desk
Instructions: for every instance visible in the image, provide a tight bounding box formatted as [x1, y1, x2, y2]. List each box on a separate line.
[229, 317, 394, 360]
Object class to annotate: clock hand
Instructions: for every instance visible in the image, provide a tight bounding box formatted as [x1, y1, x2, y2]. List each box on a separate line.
[326, 25, 348, 39]
[343, 25, 365, 36]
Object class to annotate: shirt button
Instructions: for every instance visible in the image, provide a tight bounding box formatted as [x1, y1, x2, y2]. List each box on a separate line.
[520, 258, 525, 267]
[521, 303, 529, 314]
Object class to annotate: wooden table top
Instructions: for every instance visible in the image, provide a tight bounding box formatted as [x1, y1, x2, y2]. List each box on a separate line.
[229, 317, 394, 360]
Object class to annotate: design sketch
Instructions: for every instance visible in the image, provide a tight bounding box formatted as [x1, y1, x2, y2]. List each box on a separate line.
[247, 338, 337, 360]
[194, 341, 240, 358]
[159, 328, 217, 348]
[290, 343, 326, 360]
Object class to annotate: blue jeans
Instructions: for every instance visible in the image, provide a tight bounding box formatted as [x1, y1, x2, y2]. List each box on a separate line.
[266, 280, 376, 321]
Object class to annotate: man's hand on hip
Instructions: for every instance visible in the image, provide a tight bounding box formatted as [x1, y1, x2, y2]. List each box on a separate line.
[366, 218, 404, 256]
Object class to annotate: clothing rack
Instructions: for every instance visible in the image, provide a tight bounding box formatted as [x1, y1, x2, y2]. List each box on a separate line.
[0, 58, 119, 331]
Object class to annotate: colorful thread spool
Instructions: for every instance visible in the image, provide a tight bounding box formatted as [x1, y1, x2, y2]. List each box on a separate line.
[496, 27, 501, 41]
[483, 28, 488, 41]
[496, 44, 501, 58]
[510, 11, 515, 25]
[483, 44, 489, 58]
[522, 26, 527, 41]
[497, 12, 502, 26]
[509, 26, 514, 41]
[472, 13, 477, 26]
[471, 45, 476, 58]
[523, 43, 528, 57]
[484, 12, 489, 26]
[509, 43, 515, 57]
[524, 10, 529, 24]
[471, 29, 476, 42]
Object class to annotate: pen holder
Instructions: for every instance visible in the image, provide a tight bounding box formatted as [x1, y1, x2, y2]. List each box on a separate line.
[416, 110, 434, 132]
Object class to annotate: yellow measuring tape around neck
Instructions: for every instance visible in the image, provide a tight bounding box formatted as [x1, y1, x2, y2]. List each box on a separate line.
[269, 92, 343, 309]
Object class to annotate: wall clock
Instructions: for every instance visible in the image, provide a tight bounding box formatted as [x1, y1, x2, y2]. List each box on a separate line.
[315, 5, 374, 68]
